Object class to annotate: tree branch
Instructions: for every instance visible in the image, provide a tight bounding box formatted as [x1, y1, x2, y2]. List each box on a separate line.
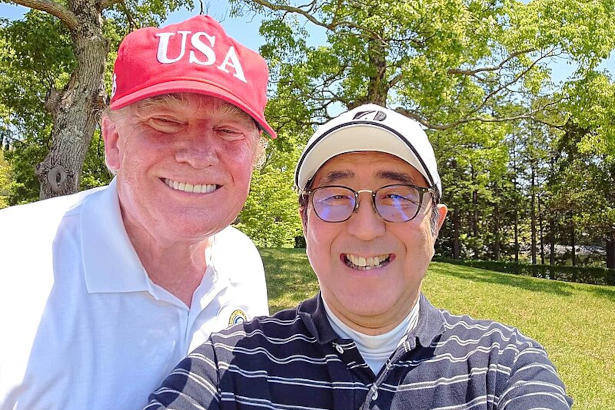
[395, 100, 565, 131]
[11, 0, 78, 30]
[248, 0, 383, 39]
[448, 48, 536, 76]
[460, 48, 559, 120]
[249, 0, 332, 29]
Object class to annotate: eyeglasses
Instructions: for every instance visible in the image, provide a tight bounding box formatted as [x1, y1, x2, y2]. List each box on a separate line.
[304, 184, 435, 223]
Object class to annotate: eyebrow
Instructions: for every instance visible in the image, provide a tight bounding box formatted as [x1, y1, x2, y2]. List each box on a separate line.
[377, 171, 417, 184]
[320, 170, 354, 185]
[319, 169, 418, 186]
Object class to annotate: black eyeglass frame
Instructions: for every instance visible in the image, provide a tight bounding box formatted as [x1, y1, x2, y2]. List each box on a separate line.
[302, 183, 436, 223]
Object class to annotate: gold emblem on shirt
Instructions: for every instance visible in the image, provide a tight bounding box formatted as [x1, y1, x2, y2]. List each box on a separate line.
[228, 309, 247, 326]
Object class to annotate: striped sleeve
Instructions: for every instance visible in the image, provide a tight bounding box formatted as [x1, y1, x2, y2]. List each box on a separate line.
[496, 333, 572, 409]
[146, 339, 221, 410]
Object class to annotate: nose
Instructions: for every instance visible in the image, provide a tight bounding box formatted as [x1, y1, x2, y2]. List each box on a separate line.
[174, 128, 219, 169]
[346, 191, 386, 240]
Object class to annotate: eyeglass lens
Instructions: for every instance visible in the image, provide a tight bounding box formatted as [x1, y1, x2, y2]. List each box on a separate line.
[311, 185, 423, 223]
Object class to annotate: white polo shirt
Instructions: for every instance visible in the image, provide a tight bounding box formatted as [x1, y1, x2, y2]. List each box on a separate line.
[0, 179, 269, 409]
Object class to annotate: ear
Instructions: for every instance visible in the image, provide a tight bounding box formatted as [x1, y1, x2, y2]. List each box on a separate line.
[101, 115, 121, 172]
[299, 206, 308, 232]
[434, 204, 448, 235]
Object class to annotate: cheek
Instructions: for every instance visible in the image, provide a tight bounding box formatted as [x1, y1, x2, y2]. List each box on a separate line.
[225, 143, 257, 180]
[305, 216, 337, 266]
[399, 224, 436, 261]
[233, 163, 254, 193]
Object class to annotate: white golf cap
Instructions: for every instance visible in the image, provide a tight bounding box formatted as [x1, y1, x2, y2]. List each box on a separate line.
[295, 103, 441, 196]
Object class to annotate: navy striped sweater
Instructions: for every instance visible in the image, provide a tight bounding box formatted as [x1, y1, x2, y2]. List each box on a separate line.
[147, 293, 572, 409]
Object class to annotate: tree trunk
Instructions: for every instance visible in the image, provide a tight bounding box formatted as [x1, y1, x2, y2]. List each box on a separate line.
[514, 209, 519, 263]
[351, 34, 389, 107]
[530, 165, 537, 265]
[36, 8, 107, 199]
[607, 240, 615, 269]
[607, 231, 615, 269]
[538, 195, 545, 264]
[493, 200, 500, 260]
[570, 213, 576, 266]
[549, 217, 556, 265]
[510, 133, 519, 263]
[452, 207, 460, 259]
[470, 165, 479, 257]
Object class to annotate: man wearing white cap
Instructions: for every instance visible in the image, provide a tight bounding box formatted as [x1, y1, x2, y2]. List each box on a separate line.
[0, 15, 275, 409]
[147, 104, 572, 409]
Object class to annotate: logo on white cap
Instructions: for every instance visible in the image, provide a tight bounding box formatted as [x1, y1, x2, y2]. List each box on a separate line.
[352, 110, 387, 122]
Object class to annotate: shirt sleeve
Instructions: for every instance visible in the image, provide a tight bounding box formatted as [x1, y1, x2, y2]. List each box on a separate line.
[496, 339, 573, 409]
[145, 339, 221, 410]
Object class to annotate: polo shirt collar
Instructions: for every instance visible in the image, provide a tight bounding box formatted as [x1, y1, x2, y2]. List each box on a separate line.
[81, 178, 151, 293]
[298, 292, 445, 347]
[411, 294, 445, 348]
[298, 293, 339, 344]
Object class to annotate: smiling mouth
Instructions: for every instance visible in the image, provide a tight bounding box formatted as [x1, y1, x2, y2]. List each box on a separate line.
[343, 253, 391, 270]
[163, 178, 219, 194]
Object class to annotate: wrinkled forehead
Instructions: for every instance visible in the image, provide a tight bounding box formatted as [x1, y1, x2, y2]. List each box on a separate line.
[311, 151, 427, 187]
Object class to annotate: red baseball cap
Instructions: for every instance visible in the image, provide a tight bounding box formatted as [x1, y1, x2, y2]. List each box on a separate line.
[110, 15, 276, 138]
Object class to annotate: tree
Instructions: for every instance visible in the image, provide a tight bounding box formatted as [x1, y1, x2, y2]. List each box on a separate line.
[547, 71, 615, 268]
[1, 13, 73, 203]
[1, 0, 193, 199]
[236, 78, 314, 247]
[436, 121, 511, 259]
[0, 149, 12, 209]
[236, 161, 303, 248]
[227, 0, 615, 264]
[231, 0, 614, 128]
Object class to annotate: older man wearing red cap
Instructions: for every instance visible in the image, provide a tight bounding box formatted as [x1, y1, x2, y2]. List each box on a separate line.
[0, 15, 275, 409]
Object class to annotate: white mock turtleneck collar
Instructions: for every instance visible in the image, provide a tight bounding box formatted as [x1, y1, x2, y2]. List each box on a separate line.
[322, 297, 420, 375]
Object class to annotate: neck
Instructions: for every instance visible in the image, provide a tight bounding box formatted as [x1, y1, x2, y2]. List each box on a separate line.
[322, 291, 421, 336]
[122, 211, 213, 308]
[323, 297, 420, 374]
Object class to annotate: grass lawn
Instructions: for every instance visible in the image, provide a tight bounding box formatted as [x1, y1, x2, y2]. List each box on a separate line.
[260, 248, 615, 409]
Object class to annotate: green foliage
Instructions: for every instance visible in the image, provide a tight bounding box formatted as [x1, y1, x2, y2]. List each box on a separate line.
[81, 130, 113, 190]
[0, 12, 74, 202]
[261, 248, 615, 408]
[234, 0, 614, 126]
[0, 150, 13, 209]
[103, 0, 195, 33]
[237, 165, 302, 248]
[234, 67, 317, 248]
[236, 133, 304, 248]
[562, 72, 615, 156]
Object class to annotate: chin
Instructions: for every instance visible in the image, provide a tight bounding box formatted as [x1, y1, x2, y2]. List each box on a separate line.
[340, 294, 392, 316]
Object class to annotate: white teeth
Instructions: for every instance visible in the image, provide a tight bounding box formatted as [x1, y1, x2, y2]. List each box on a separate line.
[164, 178, 217, 194]
[346, 254, 389, 269]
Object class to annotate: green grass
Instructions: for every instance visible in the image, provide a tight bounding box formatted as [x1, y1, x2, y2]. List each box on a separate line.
[259, 248, 615, 409]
